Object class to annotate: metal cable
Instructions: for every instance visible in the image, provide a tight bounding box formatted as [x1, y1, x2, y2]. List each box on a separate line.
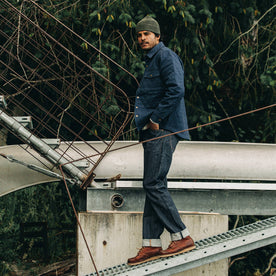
[59, 165, 100, 276]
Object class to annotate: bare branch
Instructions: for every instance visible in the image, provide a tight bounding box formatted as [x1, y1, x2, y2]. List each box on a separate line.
[214, 4, 276, 65]
[17, 1, 28, 80]
[261, 253, 276, 276]
[229, 255, 247, 268]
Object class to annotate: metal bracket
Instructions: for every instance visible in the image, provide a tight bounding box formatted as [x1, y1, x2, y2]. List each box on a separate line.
[0, 96, 7, 109]
[41, 138, 60, 149]
[72, 160, 90, 169]
[13, 116, 33, 129]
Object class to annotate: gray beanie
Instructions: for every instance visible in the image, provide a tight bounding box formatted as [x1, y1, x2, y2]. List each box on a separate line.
[136, 16, 160, 35]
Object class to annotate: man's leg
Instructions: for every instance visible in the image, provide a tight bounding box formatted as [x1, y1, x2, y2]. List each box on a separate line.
[142, 129, 195, 257]
[128, 194, 162, 266]
[128, 129, 195, 266]
[128, 130, 164, 265]
[142, 129, 187, 235]
[142, 195, 164, 247]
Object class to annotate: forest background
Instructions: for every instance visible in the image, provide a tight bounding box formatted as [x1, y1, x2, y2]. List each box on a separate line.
[0, 0, 275, 275]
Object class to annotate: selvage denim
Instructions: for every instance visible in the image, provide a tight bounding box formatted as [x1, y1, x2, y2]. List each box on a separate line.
[140, 129, 188, 246]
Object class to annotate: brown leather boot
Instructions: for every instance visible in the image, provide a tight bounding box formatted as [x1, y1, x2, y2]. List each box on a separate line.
[160, 236, 196, 258]
[127, 246, 162, 266]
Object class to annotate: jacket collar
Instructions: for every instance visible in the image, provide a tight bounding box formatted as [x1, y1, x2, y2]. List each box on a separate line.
[145, 42, 164, 60]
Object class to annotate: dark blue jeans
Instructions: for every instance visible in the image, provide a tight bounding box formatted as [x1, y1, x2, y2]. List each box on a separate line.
[140, 129, 188, 247]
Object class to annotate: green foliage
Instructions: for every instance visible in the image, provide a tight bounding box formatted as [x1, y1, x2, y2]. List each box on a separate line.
[0, 182, 80, 265]
[67, 0, 275, 142]
[8, 0, 275, 142]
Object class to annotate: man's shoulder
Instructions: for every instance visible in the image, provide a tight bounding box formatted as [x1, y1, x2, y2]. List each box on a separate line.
[158, 43, 171, 53]
[158, 44, 179, 59]
[157, 44, 182, 67]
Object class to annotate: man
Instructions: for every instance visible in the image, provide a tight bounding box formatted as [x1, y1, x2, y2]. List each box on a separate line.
[127, 16, 196, 266]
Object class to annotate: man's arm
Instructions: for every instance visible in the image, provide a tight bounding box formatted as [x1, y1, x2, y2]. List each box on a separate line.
[150, 50, 184, 125]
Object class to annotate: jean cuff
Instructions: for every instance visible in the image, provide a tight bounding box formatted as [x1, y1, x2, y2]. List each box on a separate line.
[171, 228, 190, 241]
[142, 239, 162, 247]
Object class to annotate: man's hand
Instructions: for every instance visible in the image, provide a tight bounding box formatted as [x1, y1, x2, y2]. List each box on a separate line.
[147, 120, 159, 130]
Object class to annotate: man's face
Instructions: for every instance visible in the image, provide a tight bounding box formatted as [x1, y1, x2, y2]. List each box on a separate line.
[137, 31, 160, 51]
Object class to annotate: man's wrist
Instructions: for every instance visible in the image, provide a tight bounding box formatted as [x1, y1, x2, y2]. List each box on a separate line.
[148, 119, 159, 130]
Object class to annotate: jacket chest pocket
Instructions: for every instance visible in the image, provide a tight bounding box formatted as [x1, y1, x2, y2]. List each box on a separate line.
[142, 71, 163, 89]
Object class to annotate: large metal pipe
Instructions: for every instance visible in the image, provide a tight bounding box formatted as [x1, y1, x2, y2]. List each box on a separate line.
[1, 140, 276, 197]
[77, 140, 276, 181]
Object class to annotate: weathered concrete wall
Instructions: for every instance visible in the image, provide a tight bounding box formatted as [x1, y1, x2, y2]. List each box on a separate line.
[77, 212, 228, 276]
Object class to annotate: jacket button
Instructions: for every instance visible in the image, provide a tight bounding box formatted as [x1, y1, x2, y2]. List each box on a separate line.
[137, 96, 139, 99]
[136, 115, 139, 117]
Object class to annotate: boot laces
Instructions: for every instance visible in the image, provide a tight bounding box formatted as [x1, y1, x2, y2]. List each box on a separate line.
[137, 247, 146, 256]
[168, 241, 177, 248]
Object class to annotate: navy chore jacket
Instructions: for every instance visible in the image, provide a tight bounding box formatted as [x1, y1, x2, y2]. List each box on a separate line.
[134, 42, 190, 140]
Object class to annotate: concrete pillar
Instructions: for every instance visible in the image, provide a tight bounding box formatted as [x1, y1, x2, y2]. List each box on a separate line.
[77, 212, 228, 276]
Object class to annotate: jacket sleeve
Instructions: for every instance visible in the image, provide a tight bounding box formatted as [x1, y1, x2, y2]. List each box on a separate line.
[150, 49, 185, 124]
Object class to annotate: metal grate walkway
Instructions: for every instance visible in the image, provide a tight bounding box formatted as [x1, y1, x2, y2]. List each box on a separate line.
[86, 216, 276, 276]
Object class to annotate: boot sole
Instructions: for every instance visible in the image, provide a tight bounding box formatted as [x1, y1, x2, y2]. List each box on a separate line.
[160, 245, 196, 258]
[128, 254, 162, 266]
